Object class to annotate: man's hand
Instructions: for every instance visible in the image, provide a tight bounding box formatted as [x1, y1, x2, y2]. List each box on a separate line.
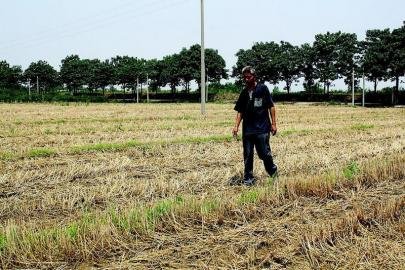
[232, 126, 239, 137]
[233, 112, 242, 138]
[271, 123, 277, 136]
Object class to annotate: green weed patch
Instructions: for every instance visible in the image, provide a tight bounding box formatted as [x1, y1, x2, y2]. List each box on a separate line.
[238, 189, 260, 205]
[174, 134, 233, 144]
[201, 199, 220, 214]
[350, 124, 374, 131]
[3, 135, 235, 160]
[279, 128, 311, 137]
[27, 148, 56, 158]
[70, 135, 233, 154]
[70, 140, 140, 153]
[65, 224, 79, 240]
[0, 151, 15, 161]
[0, 233, 6, 251]
[343, 161, 360, 180]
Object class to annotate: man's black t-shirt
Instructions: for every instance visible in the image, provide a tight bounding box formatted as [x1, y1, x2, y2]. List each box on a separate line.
[234, 83, 274, 135]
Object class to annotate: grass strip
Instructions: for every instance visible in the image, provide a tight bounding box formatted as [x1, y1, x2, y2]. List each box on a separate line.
[27, 148, 57, 158]
[70, 140, 141, 153]
[0, 151, 15, 161]
[350, 124, 374, 131]
[279, 128, 311, 137]
[70, 135, 234, 154]
[13, 115, 200, 126]
[0, 135, 235, 161]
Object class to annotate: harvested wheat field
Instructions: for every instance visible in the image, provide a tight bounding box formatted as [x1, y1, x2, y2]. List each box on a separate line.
[0, 102, 404, 269]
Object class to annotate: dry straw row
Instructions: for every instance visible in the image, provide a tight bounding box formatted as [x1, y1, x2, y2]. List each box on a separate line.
[1, 153, 404, 268]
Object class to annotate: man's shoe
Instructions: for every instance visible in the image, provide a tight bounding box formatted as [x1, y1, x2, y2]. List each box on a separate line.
[269, 165, 278, 178]
[242, 178, 256, 186]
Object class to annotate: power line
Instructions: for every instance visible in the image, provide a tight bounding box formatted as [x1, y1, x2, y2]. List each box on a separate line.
[0, 0, 139, 47]
[0, 0, 190, 52]
[0, 0, 171, 49]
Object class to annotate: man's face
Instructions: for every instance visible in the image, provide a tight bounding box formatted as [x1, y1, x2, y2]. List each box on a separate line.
[243, 72, 255, 85]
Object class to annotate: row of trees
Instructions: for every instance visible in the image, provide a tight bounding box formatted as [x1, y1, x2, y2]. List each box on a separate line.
[233, 23, 405, 97]
[0, 44, 227, 95]
[1, 23, 404, 101]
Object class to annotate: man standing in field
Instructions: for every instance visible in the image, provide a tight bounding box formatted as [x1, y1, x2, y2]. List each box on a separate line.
[232, 66, 277, 186]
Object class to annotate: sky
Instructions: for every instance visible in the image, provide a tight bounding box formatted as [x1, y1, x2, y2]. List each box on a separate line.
[0, 0, 404, 90]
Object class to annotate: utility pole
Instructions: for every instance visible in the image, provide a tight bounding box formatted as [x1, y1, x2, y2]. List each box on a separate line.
[136, 77, 139, 103]
[351, 68, 355, 106]
[146, 73, 149, 103]
[205, 72, 208, 102]
[200, 0, 206, 115]
[28, 79, 31, 100]
[362, 73, 365, 107]
[36, 76, 39, 94]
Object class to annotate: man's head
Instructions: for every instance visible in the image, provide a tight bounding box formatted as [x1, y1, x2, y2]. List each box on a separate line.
[241, 66, 256, 85]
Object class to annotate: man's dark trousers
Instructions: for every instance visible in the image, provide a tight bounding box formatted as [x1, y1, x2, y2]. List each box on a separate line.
[243, 133, 275, 180]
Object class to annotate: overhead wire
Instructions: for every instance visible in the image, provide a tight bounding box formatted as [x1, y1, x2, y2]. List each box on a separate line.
[0, 0, 140, 47]
[0, 0, 191, 52]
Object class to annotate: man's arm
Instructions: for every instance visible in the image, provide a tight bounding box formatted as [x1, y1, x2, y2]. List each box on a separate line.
[269, 106, 277, 135]
[232, 112, 242, 137]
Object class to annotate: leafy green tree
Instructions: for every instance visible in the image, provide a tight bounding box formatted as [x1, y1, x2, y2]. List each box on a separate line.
[233, 42, 280, 85]
[145, 59, 166, 92]
[188, 44, 228, 90]
[111, 56, 143, 93]
[252, 42, 281, 84]
[160, 54, 181, 93]
[173, 44, 228, 93]
[137, 58, 148, 95]
[0, 60, 22, 89]
[335, 33, 359, 91]
[87, 59, 113, 94]
[85, 59, 99, 91]
[277, 41, 301, 93]
[179, 46, 199, 92]
[387, 23, 405, 104]
[9, 66, 23, 88]
[299, 43, 318, 92]
[24, 60, 59, 92]
[60, 55, 90, 93]
[313, 32, 340, 93]
[205, 48, 228, 82]
[361, 29, 391, 91]
[233, 48, 255, 84]
[313, 32, 359, 92]
[0, 61, 9, 87]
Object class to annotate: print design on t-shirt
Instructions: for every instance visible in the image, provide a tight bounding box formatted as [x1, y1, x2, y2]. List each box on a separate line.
[254, 98, 262, 107]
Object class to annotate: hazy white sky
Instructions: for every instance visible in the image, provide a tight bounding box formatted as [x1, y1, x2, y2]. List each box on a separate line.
[1, 0, 404, 89]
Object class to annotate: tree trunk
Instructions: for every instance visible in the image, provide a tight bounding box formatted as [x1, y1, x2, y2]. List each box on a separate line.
[285, 80, 291, 94]
[395, 76, 399, 92]
[392, 76, 399, 105]
[374, 79, 377, 92]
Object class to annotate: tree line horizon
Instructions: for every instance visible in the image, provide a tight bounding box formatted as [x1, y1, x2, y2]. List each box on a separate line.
[0, 22, 404, 101]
